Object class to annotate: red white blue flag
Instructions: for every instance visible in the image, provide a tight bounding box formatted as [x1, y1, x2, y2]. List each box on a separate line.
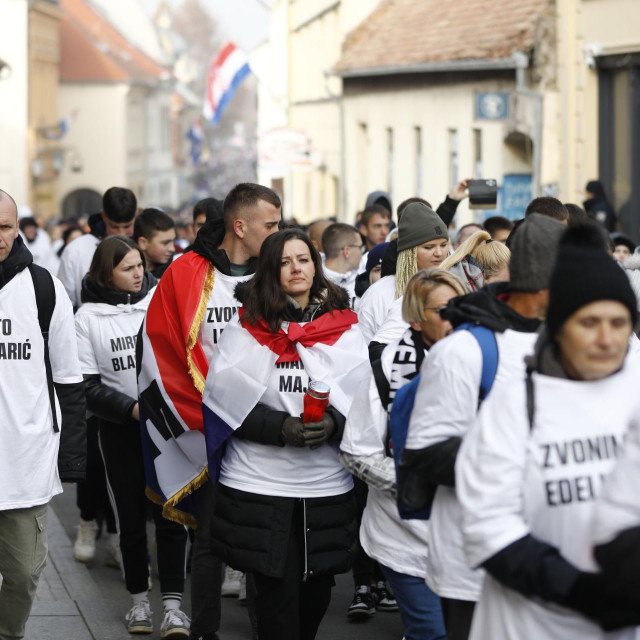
[203, 42, 251, 125]
[137, 251, 215, 527]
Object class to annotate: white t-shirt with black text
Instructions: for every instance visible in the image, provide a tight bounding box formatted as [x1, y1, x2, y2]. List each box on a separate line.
[75, 289, 155, 398]
[0, 270, 83, 510]
[457, 361, 640, 640]
[220, 357, 353, 498]
[197, 269, 251, 362]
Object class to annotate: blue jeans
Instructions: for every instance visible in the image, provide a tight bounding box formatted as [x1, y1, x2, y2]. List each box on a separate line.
[380, 563, 447, 640]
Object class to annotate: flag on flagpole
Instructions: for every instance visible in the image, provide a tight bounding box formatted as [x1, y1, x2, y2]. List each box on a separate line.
[203, 42, 251, 125]
[187, 120, 204, 164]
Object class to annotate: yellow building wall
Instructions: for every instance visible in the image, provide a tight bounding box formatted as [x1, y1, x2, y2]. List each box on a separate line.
[343, 78, 523, 226]
[552, 0, 640, 204]
[28, 1, 62, 218]
[0, 0, 29, 206]
[58, 84, 128, 203]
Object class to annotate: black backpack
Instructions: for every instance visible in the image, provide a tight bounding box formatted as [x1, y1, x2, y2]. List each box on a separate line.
[28, 264, 58, 432]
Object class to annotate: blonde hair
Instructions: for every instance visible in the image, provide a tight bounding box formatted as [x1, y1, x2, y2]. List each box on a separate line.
[440, 230, 510, 280]
[402, 269, 467, 323]
[395, 246, 418, 299]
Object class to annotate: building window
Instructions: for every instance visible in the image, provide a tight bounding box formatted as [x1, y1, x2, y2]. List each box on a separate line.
[358, 123, 369, 204]
[387, 127, 394, 200]
[415, 126, 423, 196]
[473, 128, 482, 178]
[449, 129, 459, 189]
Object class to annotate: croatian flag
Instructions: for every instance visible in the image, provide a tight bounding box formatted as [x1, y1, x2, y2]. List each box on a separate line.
[203, 42, 251, 125]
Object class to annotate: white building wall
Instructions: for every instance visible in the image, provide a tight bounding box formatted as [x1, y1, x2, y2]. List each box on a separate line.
[344, 78, 522, 226]
[0, 0, 29, 204]
[143, 87, 174, 208]
[257, 0, 381, 222]
[58, 83, 128, 201]
[255, 0, 292, 200]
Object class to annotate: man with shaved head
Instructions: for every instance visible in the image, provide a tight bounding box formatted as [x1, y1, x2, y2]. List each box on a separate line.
[308, 218, 333, 256]
[0, 190, 18, 263]
[0, 189, 86, 639]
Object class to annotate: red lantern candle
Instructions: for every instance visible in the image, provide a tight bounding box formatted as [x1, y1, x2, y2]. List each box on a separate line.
[303, 381, 330, 423]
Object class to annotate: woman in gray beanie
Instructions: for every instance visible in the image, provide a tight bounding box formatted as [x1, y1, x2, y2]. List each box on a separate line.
[394, 203, 449, 299]
[456, 225, 640, 640]
[358, 203, 449, 342]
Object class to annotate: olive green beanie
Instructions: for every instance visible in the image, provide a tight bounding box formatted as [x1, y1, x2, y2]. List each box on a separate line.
[397, 203, 448, 252]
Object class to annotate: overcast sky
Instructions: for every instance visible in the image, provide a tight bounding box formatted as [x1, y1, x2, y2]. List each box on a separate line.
[140, 0, 269, 51]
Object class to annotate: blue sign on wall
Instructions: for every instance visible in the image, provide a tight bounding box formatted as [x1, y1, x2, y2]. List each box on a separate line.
[501, 174, 532, 220]
[475, 92, 510, 120]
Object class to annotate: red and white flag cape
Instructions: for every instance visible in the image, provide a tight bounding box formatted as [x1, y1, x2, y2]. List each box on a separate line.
[138, 251, 215, 526]
[201, 308, 371, 479]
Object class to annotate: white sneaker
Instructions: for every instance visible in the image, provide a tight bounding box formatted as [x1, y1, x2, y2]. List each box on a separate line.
[74, 519, 97, 562]
[104, 533, 122, 570]
[221, 566, 242, 597]
[238, 573, 247, 602]
[160, 608, 190, 639]
[125, 600, 153, 634]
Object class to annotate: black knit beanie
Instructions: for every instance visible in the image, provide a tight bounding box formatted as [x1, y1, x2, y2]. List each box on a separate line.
[547, 225, 638, 338]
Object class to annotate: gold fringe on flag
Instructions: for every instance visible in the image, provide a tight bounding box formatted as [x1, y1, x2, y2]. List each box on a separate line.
[185, 264, 215, 394]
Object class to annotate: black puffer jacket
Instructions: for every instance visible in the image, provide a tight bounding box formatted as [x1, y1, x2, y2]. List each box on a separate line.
[211, 484, 357, 579]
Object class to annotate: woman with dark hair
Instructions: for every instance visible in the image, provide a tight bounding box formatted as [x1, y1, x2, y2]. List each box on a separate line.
[202, 228, 370, 640]
[74, 236, 191, 637]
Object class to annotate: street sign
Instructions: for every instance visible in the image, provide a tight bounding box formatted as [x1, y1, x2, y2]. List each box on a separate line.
[475, 92, 510, 120]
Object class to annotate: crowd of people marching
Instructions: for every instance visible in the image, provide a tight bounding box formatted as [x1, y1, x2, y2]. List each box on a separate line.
[2, 177, 640, 640]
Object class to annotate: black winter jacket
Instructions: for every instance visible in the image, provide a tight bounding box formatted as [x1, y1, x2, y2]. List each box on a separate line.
[211, 484, 357, 579]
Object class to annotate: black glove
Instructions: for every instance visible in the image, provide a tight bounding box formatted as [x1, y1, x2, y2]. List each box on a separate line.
[303, 413, 336, 449]
[280, 415, 306, 447]
[563, 571, 640, 631]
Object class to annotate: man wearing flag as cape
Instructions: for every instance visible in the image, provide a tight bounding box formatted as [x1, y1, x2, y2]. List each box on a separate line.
[137, 182, 282, 640]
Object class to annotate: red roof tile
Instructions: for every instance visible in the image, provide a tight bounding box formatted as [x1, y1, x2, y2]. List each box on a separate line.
[335, 0, 550, 73]
[59, 0, 168, 83]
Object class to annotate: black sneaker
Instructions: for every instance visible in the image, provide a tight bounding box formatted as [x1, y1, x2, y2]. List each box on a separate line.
[373, 581, 399, 612]
[347, 585, 376, 620]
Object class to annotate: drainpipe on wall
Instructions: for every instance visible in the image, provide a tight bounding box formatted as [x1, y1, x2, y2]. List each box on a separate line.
[513, 51, 543, 199]
[323, 69, 345, 221]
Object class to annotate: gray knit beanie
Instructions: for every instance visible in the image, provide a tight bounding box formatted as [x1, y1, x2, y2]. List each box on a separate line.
[397, 203, 448, 252]
[509, 213, 565, 291]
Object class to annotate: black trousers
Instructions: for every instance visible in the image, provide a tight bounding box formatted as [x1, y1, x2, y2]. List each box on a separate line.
[352, 477, 384, 586]
[253, 500, 333, 640]
[190, 480, 222, 635]
[441, 598, 475, 640]
[76, 416, 116, 533]
[99, 419, 188, 595]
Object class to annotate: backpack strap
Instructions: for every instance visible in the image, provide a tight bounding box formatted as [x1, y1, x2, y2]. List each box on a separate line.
[456, 323, 499, 403]
[28, 264, 58, 433]
[371, 356, 391, 411]
[525, 366, 536, 431]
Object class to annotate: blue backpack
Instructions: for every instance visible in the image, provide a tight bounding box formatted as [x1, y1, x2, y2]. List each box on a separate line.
[391, 323, 499, 520]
